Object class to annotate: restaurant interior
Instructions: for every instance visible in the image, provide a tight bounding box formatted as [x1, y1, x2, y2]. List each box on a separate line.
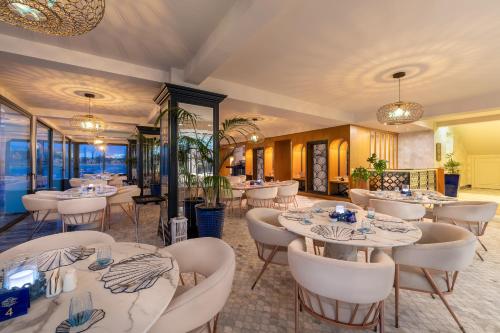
[0, 1, 499, 332]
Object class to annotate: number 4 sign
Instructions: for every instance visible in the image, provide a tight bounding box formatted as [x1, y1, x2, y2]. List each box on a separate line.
[0, 288, 30, 322]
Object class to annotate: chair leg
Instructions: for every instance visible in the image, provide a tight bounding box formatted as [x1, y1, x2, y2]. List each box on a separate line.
[213, 313, 219, 333]
[395, 264, 400, 328]
[477, 238, 488, 252]
[379, 300, 385, 333]
[294, 282, 300, 333]
[476, 251, 484, 261]
[422, 269, 466, 333]
[251, 246, 278, 290]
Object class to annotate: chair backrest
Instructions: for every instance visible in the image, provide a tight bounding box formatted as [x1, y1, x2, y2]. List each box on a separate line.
[22, 194, 58, 212]
[393, 222, 476, 272]
[349, 189, 370, 209]
[149, 238, 235, 333]
[312, 200, 362, 210]
[246, 187, 278, 200]
[0, 231, 115, 265]
[277, 181, 299, 197]
[433, 201, 498, 223]
[226, 175, 244, 184]
[245, 208, 298, 247]
[69, 178, 83, 187]
[369, 199, 425, 221]
[58, 197, 107, 226]
[288, 238, 394, 306]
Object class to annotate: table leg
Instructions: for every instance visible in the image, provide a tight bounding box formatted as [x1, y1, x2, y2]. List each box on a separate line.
[134, 203, 140, 243]
[323, 243, 358, 261]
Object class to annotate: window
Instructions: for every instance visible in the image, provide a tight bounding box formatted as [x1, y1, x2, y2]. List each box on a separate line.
[53, 131, 63, 190]
[65, 138, 72, 179]
[105, 145, 127, 174]
[79, 144, 104, 177]
[36, 122, 51, 189]
[0, 103, 31, 227]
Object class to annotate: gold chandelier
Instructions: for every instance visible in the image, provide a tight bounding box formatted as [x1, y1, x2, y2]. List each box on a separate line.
[0, 0, 105, 36]
[70, 92, 105, 133]
[377, 72, 423, 125]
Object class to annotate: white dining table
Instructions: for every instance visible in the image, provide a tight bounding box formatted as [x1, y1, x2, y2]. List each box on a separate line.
[366, 190, 458, 206]
[57, 185, 118, 200]
[231, 181, 289, 191]
[279, 207, 422, 261]
[0, 242, 179, 333]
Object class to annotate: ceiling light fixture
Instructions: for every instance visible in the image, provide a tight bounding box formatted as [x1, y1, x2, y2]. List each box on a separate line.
[377, 71, 423, 125]
[93, 136, 104, 145]
[70, 92, 105, 133]
[247, 131, 265, 144]
[0, 0, 105, 36]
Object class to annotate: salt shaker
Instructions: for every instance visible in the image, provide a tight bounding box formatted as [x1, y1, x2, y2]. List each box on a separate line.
[63, 268, 78, 292]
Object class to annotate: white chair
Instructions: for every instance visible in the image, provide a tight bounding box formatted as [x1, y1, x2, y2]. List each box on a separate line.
[34, 190, 64, 199]
[106, 185, 141, 227]
[349, 189, 370, 209]
[369, 199, 425, 222]
[69, 178, 83, 187]
[0, 231, 115, 265]
[393, 222, 476, 332]
[288, 238, 394, 332]
[108, 175, 126, 187]
[22, 194, 59, 239]
[246, 187, 278, 208]
[312, 200, 362, 210]
[83, 174, 94, 179]
[149, 238, 235, 333]
[57, 197, 107, 232]
[433, 201, 498, 261]
[274, 181, 299, 210]
[246, 208, 300, 289]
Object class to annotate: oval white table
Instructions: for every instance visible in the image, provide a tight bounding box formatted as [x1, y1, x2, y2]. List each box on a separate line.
[367, 190, 458, 206]
[57, 186, 118, 200]
[0, 242, 179, 333]
[231, 181, 289, 191]
[279, 208, 422, 261]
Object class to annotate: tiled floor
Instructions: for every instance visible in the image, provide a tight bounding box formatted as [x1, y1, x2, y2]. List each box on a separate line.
[1, 196, 499, 332]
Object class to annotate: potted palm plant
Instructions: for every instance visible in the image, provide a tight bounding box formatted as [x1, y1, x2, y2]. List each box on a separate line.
[350, 154, 387, 190]
[443, 152, 461, 197]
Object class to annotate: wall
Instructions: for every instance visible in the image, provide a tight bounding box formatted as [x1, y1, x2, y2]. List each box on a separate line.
[434, 127, 470, 186]
[398, 130, 435, 169]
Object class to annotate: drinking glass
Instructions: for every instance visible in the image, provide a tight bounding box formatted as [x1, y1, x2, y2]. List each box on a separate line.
[69, 292, 93, 327]
[366, 207, 375, 219]
[96, 246, 112, 266]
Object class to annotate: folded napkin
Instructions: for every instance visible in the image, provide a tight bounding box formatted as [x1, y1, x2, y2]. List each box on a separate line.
[372, 221, 416, 233]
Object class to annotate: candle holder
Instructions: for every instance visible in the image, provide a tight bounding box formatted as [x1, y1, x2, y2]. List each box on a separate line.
[1, 260, 46, 301]
[329, 209, 357, 224]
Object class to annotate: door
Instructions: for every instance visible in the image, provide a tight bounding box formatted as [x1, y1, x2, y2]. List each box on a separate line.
[307, 141, 328, 194]
[0, 102, 32, 228]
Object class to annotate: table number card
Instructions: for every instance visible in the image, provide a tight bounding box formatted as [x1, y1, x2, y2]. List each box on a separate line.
[0, 288, 30, 322]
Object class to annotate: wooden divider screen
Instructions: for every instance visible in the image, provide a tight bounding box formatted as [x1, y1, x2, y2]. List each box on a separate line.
[370, 130, 398, 168]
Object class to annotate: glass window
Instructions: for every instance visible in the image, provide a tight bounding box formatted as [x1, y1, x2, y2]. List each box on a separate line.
[0, 103, 31, 227]
[105, 145, 127, 174]
[64, 138, 71, 179]
[53, 131, 63, 190]
[79, 144, 104, 176]
[36, 122, 50, 189]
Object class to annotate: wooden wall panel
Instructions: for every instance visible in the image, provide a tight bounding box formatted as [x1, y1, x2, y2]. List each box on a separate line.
[264, 147, 274, 177]
[274, 140, 292, 181]
[245, 148, 253, 176]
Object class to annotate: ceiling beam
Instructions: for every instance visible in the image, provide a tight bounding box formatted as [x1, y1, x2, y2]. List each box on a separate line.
[184, 0, 297, 84]
[31, 108, 147, 125]
[0, 33, 169, 82]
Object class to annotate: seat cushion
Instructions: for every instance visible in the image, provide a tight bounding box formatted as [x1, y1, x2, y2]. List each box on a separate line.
[398, 265, 449, 293]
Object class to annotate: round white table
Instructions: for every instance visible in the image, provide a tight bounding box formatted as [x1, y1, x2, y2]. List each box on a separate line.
[279, 207, 422, 261]
[367, 190, 458, 206]
[0, 242, 179, 333]
[231, 181, 289, 191]
[58, 186, 118, 200]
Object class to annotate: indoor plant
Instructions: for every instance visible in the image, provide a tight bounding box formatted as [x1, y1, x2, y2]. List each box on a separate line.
[443, 152, 461, 197]
[350, 154, 387, 190]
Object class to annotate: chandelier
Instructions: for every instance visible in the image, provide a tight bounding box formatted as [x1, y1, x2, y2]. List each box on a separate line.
[93, 135, 104, 145]
[0, 0, 105, 36]
[70, 92, 105, 133]
[247, 130, 265, 144]
[377, 72, 423, 125]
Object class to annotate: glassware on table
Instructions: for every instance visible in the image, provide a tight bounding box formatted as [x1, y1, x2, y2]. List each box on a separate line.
[69, 291, 93, 327]
[366, 207, 375, 219]
[358, 219, 372, 234]
[96, 246, 112, 266]
[394, 186, 399, 192]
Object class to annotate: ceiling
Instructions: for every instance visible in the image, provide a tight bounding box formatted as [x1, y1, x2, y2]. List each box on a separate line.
[1, 0, 500, 141]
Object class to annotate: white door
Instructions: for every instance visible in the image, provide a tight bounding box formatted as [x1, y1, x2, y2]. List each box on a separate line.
[472, 156, 500, 189]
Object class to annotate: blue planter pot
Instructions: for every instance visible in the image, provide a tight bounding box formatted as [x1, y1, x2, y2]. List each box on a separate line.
[445, 174, 460, 197]
[195, 203, 225, 238]
[184, 197, 204, 238]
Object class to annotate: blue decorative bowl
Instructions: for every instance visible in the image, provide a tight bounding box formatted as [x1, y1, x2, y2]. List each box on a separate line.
[329, 209, 357, 223]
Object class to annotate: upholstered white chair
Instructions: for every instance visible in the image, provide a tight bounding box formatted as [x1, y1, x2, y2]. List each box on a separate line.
[274, 181, 299, 210]
[288, 238, 394, 332]
[69, 178, 83, 187]
[108, 175, 126, 187]
[106, 185, 141, 227]
[149, 238, 235, 333]
[225, 175, 245, 184]
[246, 187, 278, 208]
[433, 201, 497, 261]
[392, 222, 476, 332]
[246, 208, 300, 289]
[57, 197, 107, 232]
[369, 199, 425, 222]
[349, 189, 370, 209]
[22, 194, 59, 239]
[34, 190, 64, 199]
[0, 231, 115, 265]
[312, 200, 362, 211]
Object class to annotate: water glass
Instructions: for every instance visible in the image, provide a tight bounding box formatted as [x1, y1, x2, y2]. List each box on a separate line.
[69, 292, 93, 327]
[366, 207, 375, 219]
[96, 246, 112, 266]
[359, 219, 372, 234]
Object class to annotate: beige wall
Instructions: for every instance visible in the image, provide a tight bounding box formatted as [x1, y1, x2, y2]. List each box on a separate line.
[434, 127, 470, 186]
[398, 130, 435, 169]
